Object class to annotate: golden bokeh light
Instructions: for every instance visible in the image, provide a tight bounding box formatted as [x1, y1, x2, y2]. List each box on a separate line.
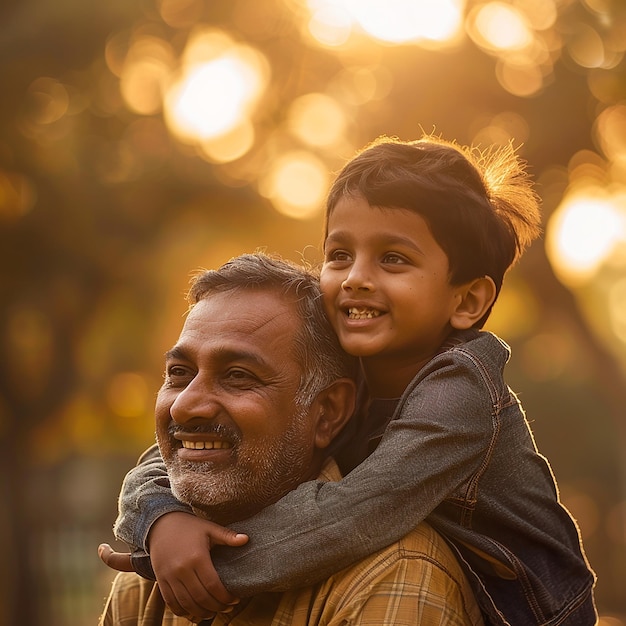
[305, 0, 465, 46]
[546, 190, 626, 287]
[25, 77, 70, 125]
[199, 119, 256, 164]
[567, 23, 606, 69]
[594, 104, 626, 165]
[307, 3, 352, 47]
[163, 30, 269, 148]
[471, 111, 529, 147]
[331, 65, 393, 106]
[465, 2, 556, 96]
[119, 36, 175, 115]
[158, 0, 204, 29]
[287, 93, 347, 148]
[468, 2, 533, 52]
[496, 60, 544, 97]
[259, 150, 329, 219]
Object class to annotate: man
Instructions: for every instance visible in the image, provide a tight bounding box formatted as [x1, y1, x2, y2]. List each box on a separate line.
[99, 253, 484, 625]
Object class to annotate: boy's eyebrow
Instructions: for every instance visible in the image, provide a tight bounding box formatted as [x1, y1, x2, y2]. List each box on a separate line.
[325, 230, 426, 255]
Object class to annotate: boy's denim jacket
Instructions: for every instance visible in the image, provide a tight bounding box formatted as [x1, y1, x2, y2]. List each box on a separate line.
[115, 330, 597, 625]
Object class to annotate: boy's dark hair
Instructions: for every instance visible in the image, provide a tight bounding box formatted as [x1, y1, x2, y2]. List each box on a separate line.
[325, 135, 542, 327]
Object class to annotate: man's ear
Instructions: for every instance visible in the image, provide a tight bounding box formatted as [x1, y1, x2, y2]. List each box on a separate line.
[312, 378, 356, 450]
[450, 276, 497, 330]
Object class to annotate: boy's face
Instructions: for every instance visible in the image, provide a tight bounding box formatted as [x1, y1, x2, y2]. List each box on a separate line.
[321, 195, 466, 390]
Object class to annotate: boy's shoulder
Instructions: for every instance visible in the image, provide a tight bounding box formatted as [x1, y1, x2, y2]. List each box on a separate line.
[436, 329, 511, 368]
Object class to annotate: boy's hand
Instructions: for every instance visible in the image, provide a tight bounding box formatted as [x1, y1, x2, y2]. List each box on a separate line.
[98, 543, 133, 572]
[147, 512, 248, 620]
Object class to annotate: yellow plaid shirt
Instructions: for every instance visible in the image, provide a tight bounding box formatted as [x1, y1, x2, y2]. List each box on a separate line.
[99, 461, 484, 626]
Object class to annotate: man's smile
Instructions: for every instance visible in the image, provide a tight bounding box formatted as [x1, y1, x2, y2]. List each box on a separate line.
[181, 439, 233, 450]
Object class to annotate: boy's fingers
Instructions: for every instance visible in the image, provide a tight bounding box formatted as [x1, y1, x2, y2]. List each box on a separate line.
[206, 523, 248, 547]
[98, 543, 134, 572]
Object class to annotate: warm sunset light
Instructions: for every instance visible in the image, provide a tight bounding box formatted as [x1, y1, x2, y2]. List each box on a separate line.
[259, 150, 329, 219]
[469, 2, 532, 51]
[546, 191, 626, 286]
[287, 92, 347, 148]
[163, 31, 268, 146]
[9, 1, 626, 622]
[306, 0, 465, 46]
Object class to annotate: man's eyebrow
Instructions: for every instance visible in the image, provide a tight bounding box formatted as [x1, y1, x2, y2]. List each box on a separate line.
[165, 344, 270, 368]
[164, 346, 187, 361]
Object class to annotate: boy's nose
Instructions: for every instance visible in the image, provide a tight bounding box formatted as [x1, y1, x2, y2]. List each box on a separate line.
[341, 263, 375, 292]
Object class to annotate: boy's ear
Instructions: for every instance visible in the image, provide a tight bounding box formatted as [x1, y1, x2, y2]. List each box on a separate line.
[450, 276, 497, 330]
[312, 378, 357, 449]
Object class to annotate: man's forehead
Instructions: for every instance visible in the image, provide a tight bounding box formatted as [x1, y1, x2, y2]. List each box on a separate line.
[183, 289, 300, 340]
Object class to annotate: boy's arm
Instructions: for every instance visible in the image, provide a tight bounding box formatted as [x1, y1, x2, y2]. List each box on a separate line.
[213, 352, 494, 596]
[110, 443, 246, 619]
[113, 443, 192, 551]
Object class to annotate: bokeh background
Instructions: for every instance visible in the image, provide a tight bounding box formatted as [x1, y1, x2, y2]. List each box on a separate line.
[1, 0, 625, 624]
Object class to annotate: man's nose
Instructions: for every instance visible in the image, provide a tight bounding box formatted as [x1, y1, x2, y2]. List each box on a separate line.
[341, 260, 375, 292]
[169, 376, 221, 425]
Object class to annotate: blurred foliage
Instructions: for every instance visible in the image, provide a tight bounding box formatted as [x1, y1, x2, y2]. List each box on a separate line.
[1, 0, 625, 624]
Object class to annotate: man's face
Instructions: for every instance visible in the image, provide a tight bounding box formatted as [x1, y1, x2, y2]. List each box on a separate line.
[155, 289, 321, 523]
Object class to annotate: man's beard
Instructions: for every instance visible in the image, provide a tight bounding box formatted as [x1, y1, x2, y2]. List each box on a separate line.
[160, 406, 317, 524]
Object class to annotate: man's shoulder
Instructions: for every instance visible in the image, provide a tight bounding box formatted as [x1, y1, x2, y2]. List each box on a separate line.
[311, 522, 484, 625]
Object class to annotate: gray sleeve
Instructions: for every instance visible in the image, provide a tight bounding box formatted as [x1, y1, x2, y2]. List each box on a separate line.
[213, 352, 494, 597]
[113, 443, 192, 550]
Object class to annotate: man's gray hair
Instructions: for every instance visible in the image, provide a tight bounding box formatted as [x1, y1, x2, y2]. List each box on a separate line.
[188, 252, 356, 407]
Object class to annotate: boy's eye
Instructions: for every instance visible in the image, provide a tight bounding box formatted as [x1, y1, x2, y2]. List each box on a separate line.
[382, 253, 406, 264]
[326, 249, 351, 263]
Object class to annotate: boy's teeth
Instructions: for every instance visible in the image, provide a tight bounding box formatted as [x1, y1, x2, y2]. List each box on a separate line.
[181, 440, 232, 450]
[348, 307, 381, 320]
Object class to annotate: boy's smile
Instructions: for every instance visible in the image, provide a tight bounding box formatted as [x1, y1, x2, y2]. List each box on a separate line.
[321, 194, 466, 396]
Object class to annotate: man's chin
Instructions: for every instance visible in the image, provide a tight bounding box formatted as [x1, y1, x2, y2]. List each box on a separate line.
[170, 471, 231, 508]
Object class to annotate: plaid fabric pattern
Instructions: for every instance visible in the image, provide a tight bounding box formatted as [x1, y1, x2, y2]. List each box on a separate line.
[99, 461, 483, 626]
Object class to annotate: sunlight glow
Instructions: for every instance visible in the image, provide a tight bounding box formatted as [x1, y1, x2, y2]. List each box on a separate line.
[465, 2, 553, 97]
[259, 151, 329, 219]
[306, 0, 465, 45]
[198, 120, 255, 164]
[164, 31, 268, 145]
[468, 2, 533, 51]
[546, 192, 626, 286]
[118, 36, 174, 116]
[287, 93, 347, 148]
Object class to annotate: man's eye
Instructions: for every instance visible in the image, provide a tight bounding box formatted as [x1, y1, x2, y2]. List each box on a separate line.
[225, 368, 259, 386]
[163, 364, 194, 386]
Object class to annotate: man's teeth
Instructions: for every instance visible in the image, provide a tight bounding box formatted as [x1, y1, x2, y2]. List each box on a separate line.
[181, 440, 232, 450]
[348, 307, 381, 320]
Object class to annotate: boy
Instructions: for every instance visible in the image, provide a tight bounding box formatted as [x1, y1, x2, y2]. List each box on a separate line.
[105, 136, 597, 624]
